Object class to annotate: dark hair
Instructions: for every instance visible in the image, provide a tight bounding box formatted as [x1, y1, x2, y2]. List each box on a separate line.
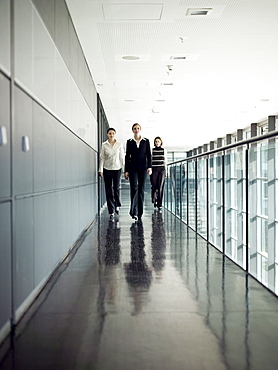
[132, 123, 141, 130]
[107, 127, 116, 133]
[154, 136, 163, 146]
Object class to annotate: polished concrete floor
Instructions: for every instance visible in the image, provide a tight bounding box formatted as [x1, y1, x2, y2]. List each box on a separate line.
[1, 189, 278, 370]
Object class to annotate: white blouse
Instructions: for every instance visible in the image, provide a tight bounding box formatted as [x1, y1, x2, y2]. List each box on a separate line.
[98, 140, 124, 172]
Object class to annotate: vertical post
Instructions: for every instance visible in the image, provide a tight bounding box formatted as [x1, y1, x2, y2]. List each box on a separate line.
[11, 0, 16, 328]
[226, 134, 232, 145]
[222, 151, 225, 254]
[251, 123, 258, 138]
[195, 159, 198, 232]
[249, 123, 258, 276]
[186, 161, 189, 225]
[245, 145, 249, 273]
[206, 157, 209, 242]
[267, 115, 276, 291]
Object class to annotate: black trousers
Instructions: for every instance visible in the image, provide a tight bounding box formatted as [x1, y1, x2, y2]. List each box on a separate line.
[150, 169, 166, 207]
[129, 169, 147, 217]
[103, 168, 121, 214]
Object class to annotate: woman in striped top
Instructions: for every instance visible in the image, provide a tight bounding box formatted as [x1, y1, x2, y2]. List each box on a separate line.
[150, 137, 167, 211]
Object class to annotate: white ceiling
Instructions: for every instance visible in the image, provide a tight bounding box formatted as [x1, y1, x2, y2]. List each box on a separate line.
[66, 0, 278, 151]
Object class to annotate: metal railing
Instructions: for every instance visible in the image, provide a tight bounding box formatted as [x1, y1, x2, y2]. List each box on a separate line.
[165, 127, 278, 295]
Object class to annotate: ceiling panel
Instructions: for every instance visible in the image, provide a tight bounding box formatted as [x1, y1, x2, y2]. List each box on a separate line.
[66, 0, 278, 150]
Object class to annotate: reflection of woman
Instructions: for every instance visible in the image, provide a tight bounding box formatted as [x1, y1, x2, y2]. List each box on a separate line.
[124, 123, 152, 221]
[97, 219, 121, 317]
[99, 128, 124, 220]
[124, 222, 152, 315]
[150, 136, 167, 211]
[151, 212, 166, 274]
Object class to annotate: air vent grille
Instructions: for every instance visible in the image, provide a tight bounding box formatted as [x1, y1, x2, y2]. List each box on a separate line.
[186, 8, 213, 16]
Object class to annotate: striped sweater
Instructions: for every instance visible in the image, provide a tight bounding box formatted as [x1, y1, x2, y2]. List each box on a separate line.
[152, 147, 166, 170]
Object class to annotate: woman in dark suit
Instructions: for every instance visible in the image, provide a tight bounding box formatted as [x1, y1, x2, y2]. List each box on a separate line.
[124, 123, 152, 221]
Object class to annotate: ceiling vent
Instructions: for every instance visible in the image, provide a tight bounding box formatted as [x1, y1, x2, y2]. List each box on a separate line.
[171, 56, 186, 60]
[186, 8, 213, 16]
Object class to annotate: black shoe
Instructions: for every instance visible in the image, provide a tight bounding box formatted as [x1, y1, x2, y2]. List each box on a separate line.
[110, 214, 115, 220]
[131, 215, 138, 221]
[115, 207, 120, 215]
[158, 207, 162, 211]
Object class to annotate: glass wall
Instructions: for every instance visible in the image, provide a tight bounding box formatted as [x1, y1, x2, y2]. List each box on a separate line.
[164, 131, 278, 295]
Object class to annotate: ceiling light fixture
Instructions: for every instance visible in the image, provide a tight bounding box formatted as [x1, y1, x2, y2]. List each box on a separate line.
[122, 56, 140, 61]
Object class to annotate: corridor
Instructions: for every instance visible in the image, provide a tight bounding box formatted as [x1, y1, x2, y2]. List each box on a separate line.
[1, 189, 278, 370]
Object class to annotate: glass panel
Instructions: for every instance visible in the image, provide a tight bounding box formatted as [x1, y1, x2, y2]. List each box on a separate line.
[181, 163, 187, 223]
[224, 147, 246, 268]
[169, 165, 176, 214]
[197, 157, 207, 238]
[249, 141, 269, 286]
[209, 154, 223, 251]
[188, 161, 196, 229]
[175, 165, 182, 218]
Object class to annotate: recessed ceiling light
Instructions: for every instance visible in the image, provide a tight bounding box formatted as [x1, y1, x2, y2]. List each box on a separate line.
[122, 56, 140, 61]
[124, 100, 136, 102]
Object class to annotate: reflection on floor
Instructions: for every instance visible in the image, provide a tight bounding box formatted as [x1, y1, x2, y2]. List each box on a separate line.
[1, 189, 278, 370]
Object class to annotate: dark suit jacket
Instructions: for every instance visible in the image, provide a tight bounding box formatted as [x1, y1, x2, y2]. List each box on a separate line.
[125, 138, 152, 172]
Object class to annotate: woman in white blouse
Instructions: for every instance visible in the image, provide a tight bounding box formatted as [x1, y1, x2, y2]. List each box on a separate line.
[99, 128, 125, 219]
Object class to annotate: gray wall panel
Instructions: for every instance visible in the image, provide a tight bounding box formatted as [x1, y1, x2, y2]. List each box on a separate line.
[78, 140, 97, 185]
[0, 73, 11, 199]
[56, 124, 78, 189]
[78, 184, 97, 229]
[0, 202, 12, 328]
[87, 146, 97, 184]
[33, 102, 56, 192]
[14, 0, 33, 92]
[55, 188, 79, 259]
[68, 20, 80, 86]
[55, 0, 69, 66]
[34, 193, 56, 285]
[14, 198, 34, 308]
[91, 183, 98, 222]
[0, 0, 11, 74]
[32, 0, 55, 40]
[13, 87, 33, 196]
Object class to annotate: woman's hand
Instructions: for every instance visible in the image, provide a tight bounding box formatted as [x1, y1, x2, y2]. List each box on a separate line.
[124, 172, 129, 180]
[98, 172, 103, 177]
[147, 168, 152, 175]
